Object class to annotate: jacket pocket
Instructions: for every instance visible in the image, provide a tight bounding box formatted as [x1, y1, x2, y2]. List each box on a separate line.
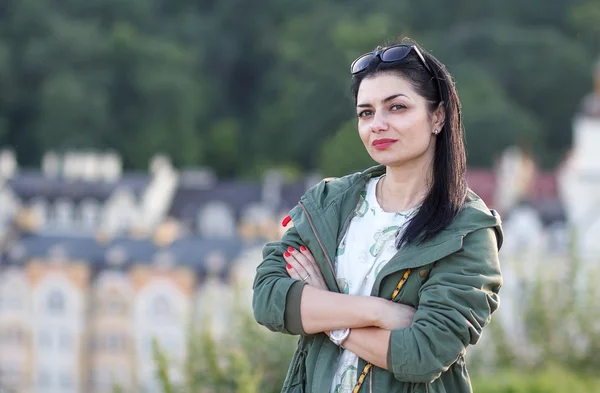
[282, 347, 307, 393]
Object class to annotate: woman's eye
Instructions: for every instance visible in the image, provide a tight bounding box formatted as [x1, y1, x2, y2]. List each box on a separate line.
[358, 110, 373, 118]
[390, 104, 406, 111]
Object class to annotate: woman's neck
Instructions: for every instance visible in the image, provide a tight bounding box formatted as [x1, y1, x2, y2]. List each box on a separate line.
[378, 161, 432, 213]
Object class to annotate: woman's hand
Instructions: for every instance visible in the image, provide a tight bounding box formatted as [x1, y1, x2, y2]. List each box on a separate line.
[284, 245, 328, 291]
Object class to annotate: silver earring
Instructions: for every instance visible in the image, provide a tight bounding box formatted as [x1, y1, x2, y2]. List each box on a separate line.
[433, 129, 439, 135]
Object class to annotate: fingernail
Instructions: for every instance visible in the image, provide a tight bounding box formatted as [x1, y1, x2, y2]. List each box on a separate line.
[281, 215, 292, 227]
[287, 246, 294, 253]
[300, 245, 306, 251]
[286, 264, 292, 269]
[284, 251, 291, 257]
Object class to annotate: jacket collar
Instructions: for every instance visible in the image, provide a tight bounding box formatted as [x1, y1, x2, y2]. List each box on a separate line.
[302, 164, 502, 246]
[294, 165, 503, 291]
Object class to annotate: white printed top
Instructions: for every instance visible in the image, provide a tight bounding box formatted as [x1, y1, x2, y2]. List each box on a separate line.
[330, 176, 417, 393]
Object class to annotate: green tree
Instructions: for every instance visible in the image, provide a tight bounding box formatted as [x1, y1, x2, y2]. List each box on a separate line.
[0, 0, 597, 175]
[318, 119, 375, 177]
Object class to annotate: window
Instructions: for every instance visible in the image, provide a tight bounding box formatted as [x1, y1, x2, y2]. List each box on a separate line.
[80, 199, 100, 228]
[106, 297, 126, 315]
[60, 372, 72, 389]
[0, 327, 24, 345]
[37, 369, 51, 388]
[152, 295, 171, 317]
[47, 291, 65, 313]
[93, 293, 128, 316]
[89, 333, 127, 353]
[197, 201, 236, 237]
[54, 198, 74, 227]
[0, 364, 22, 387]
[59, 329, 71, 351]
[107, 334, 124, 352]
[91, 368, 111, 387]
[38, 331, 52, 348]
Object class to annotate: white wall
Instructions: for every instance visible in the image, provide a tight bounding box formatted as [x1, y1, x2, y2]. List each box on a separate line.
[31, 273, 85, 393]
[133, 279, 190, 393]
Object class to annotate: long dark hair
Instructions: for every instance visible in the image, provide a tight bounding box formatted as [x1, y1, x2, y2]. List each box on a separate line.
[351, 38, 467, 247]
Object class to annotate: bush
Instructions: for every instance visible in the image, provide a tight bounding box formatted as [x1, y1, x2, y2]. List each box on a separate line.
[472, 367, 600, 393]
[152, 292, 297, 393]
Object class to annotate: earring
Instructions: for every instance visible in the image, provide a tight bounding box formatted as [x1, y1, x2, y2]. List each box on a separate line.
[433, 129, 440, 135]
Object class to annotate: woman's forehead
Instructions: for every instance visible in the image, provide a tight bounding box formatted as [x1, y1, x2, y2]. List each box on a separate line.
[356, 73, 415, 103]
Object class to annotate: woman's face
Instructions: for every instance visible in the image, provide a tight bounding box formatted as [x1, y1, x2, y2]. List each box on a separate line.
[356, 72, 443, 170]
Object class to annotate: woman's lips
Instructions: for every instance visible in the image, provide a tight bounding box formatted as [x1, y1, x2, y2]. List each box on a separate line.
[372, 139, 397, 150]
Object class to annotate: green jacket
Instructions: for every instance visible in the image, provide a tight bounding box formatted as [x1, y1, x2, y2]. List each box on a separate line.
[252, 165, 503, 393]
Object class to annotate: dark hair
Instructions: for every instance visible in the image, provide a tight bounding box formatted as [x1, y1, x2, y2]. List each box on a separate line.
[351, 38, 467, 247]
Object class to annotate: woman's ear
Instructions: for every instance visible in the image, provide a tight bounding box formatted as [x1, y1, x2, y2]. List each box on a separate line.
[432, 102, 445, 131]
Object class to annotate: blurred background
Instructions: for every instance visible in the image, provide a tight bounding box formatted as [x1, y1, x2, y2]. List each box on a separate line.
[0, 0, 599, 392]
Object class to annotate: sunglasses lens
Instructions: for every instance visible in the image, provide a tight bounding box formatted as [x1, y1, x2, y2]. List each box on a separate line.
[351, 54, 375, 74]
[380, 45, 412, 63]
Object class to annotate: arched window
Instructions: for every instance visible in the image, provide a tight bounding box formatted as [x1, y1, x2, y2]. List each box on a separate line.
[54, 198, 75, 228]
[47, 291, 65, 313]
[197, 201, 236, 238]
[80, 199, 100, 228]
[152, 295, 171, 317]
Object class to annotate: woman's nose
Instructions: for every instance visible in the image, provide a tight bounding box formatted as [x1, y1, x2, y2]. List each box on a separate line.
[370, 111, 389, 133]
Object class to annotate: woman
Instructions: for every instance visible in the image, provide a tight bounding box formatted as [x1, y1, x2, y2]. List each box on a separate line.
[252, 38, 503, 393]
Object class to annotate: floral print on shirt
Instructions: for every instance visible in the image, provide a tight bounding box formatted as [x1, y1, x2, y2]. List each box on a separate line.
[330, 176, 418, 393]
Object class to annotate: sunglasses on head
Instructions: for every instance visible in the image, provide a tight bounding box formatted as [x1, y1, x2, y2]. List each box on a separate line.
[350, 44, 434, 76]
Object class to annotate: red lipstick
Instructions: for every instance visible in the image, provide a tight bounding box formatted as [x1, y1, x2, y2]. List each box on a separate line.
[372, 138, 397, 150]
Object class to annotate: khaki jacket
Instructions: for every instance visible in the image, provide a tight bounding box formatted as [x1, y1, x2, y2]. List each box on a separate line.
[253, 165, 503, 393]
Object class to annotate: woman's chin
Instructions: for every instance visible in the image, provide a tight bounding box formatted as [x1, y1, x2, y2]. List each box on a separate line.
[369, 152, 405, 168]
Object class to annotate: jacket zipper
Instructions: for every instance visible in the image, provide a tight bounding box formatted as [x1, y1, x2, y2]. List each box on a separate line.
[298, 201, 341, 293]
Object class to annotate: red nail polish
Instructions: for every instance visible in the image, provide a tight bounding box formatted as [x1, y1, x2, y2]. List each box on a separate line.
[284, 251, 291, 257]
[300, 245, 306, 251]
[286, 264, 292, 269]
[281, 215, 292, 227]
[287, 246, 294, 252]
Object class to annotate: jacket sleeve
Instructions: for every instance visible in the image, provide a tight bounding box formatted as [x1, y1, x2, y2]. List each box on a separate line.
[386, 227, 502, 383]
[252, 224, 308, 335]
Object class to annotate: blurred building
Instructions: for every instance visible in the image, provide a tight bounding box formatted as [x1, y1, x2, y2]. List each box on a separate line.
[558, 57, 600, 263]
[481, 56, 600, 361]
[0, 151, 314, 393]
[0, 266, 31, 392]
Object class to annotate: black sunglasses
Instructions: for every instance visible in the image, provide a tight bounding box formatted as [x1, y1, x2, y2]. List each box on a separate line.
[350, 44, 434, 76]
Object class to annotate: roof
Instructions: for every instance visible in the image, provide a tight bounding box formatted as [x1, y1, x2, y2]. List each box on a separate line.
[166, 236, 242, 277]
[530, 171, 558, 200]
[280, 183, 308, 212]
[8, 234, 106, 265]
[168, 175, 312, 227]
[466, 169, 496, 208]
[3, 233, 243, 276]
[168, 179, 262, 224]
[7, 170, 150, 203]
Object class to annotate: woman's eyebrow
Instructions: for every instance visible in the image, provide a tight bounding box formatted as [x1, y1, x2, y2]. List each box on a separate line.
[357, 93, 409, 108]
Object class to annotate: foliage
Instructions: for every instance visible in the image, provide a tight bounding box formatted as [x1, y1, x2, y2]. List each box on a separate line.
[318, 119, 375, 177]
[0, 0, 597, 175]
[467, 245, 600, 379]
[471, 368, 600, 393]
[152, 291, 297, 393]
